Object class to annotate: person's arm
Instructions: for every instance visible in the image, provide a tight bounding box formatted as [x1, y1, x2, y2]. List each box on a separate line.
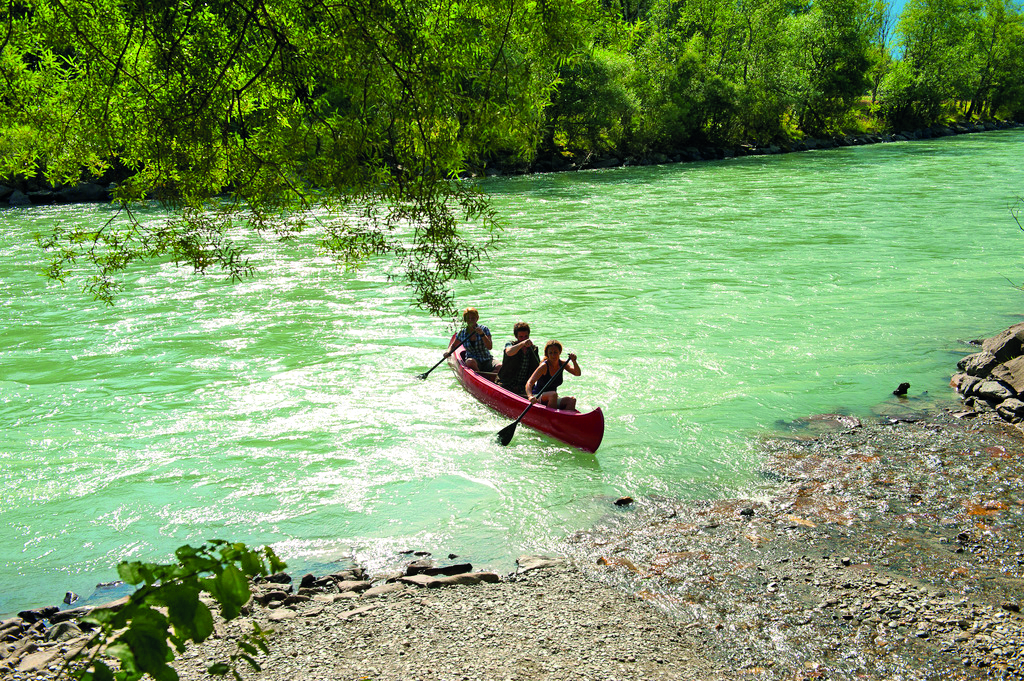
[525, 361, 547, 400]
[481, 326, 492, 351]
[566, 353, 582, 376]
[504, 338, 532, 356]
[445, 332, 462, 357]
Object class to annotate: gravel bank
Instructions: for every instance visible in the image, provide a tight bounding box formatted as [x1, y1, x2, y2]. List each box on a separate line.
[168, 558, 722, 681]
[566, 405, 1024, 679]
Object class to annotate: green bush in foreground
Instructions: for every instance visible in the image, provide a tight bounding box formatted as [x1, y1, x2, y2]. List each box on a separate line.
[61, 541, 285, 681]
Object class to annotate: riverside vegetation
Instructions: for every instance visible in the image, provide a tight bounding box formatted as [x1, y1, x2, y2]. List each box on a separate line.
[2, 0, 1023, 313]
[4, 326, 1024, 680]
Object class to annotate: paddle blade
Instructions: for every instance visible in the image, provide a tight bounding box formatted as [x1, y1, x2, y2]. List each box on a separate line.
[415, 372, 428, 380]
[496, 422, 518, 446]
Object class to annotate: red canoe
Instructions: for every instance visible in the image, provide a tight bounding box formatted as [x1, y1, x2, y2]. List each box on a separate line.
[448, 338, 605, 452]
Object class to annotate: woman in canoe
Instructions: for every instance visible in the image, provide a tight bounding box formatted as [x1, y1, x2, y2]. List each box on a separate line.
[526, 340, 581, 410]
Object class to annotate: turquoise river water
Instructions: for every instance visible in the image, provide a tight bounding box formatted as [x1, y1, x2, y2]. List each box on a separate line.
[2, 130, 1023, 616]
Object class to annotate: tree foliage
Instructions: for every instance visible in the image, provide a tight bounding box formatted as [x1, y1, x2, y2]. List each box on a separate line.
[0, 0, 579, 315]
[1, 0, 1023, 310]
[61, 541, 285, 681]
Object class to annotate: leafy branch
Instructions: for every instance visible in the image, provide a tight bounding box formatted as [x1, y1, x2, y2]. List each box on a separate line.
[59, 541, 285, 681]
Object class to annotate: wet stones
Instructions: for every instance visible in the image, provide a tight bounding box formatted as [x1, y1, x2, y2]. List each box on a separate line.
[565, 407, 1024, 679]
[953, 322, 1024, 423]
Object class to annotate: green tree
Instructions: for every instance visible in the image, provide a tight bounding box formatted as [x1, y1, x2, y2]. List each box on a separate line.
[623, 22, 702, 151]
[866, 0, 898, 104]
[540, 47, 637, 156]
[964, 0, 1024, 118]
[787, 0, 873, 136]
[0, 0, 584, 316]
[881, 0, 979, 128]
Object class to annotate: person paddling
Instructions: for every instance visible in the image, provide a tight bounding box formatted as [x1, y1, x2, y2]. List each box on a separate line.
[525, 340, 581, 410]
[445, 307, 500, 374]
[497, 322, 540, 396]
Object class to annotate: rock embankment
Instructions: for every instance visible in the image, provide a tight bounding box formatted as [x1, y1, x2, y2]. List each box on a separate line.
[952, 322, 1024, 423]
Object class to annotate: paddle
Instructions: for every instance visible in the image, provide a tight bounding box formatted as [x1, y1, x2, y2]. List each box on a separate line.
[496, 356, 570, 446]
[416, 336, 466, 380]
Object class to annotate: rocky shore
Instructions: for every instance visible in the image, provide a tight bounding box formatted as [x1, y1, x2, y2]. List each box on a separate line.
[952, 322, 1024, 424]
[474, 119, 1022, 176]
[4, 327, 1024, 680]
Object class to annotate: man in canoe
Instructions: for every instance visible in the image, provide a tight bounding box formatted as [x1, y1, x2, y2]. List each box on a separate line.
[526, 340, 581, 410]
[445, 307, 499, 373]
[497, 321, 540, 396]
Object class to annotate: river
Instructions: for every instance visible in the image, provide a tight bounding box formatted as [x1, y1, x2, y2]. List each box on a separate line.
[2, 129, 1023, 616]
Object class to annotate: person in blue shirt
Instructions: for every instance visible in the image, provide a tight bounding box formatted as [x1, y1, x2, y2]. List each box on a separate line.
[445, 307, 500, 373]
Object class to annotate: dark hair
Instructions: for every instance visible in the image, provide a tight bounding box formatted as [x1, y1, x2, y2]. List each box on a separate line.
[544, 340, 562, 355]
[513, 322, 530, 336]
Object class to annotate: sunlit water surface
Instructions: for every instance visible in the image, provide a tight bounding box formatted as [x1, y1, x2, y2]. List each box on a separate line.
[2, 130, 1023, 614]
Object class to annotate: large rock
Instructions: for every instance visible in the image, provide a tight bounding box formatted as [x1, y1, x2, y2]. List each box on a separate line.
[990, 356, 1024, 394]
[957, 351, 999, 376]
[16, 649, 61, 673]
[421, 563, 473, 577]
[975, 380, 1014, 403]
[996, 398, 1024, 423]
[8, 190, 31, 206]
[981, 323, 1024, 362]
[59, 182, 108, 203]
[335, 580, 372, 593]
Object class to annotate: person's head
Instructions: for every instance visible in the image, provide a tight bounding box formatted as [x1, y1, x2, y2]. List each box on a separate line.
[513, 322, 530, 341]
[544, 340, 562, 360]
[462, 307, 479, 325]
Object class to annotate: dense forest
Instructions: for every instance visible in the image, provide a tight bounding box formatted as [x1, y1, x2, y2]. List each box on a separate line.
[1, 0, 1022, 311]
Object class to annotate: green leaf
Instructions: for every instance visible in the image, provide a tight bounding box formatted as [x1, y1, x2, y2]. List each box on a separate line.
[207, 663, 231, 676]
[117, 562, 146, 585]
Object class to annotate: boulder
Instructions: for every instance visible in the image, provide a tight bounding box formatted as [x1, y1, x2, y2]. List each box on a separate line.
[957, 351, 998, 376]
[975, 380, 1014, 403]
[252, 589, 289, 606]
[49, 607, 93, 624]
[989, 356, 1024, 394]
[427, 573, 500, 587]
[956, 374, 982, 396]
[404, 559, 435, 576]
[329, 567, 367, 582]
[60, 182, 108, 203]
[8, 190, 31, 206]
[981, 322, 1024, 362]
[44, 621, 83, 643]
[264, 572, 292, 584]
[362, 583, 408, 598]
[996, 398, 1024, 423]
[16, 649, 62, 673]
[17, 607, 58, 624]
